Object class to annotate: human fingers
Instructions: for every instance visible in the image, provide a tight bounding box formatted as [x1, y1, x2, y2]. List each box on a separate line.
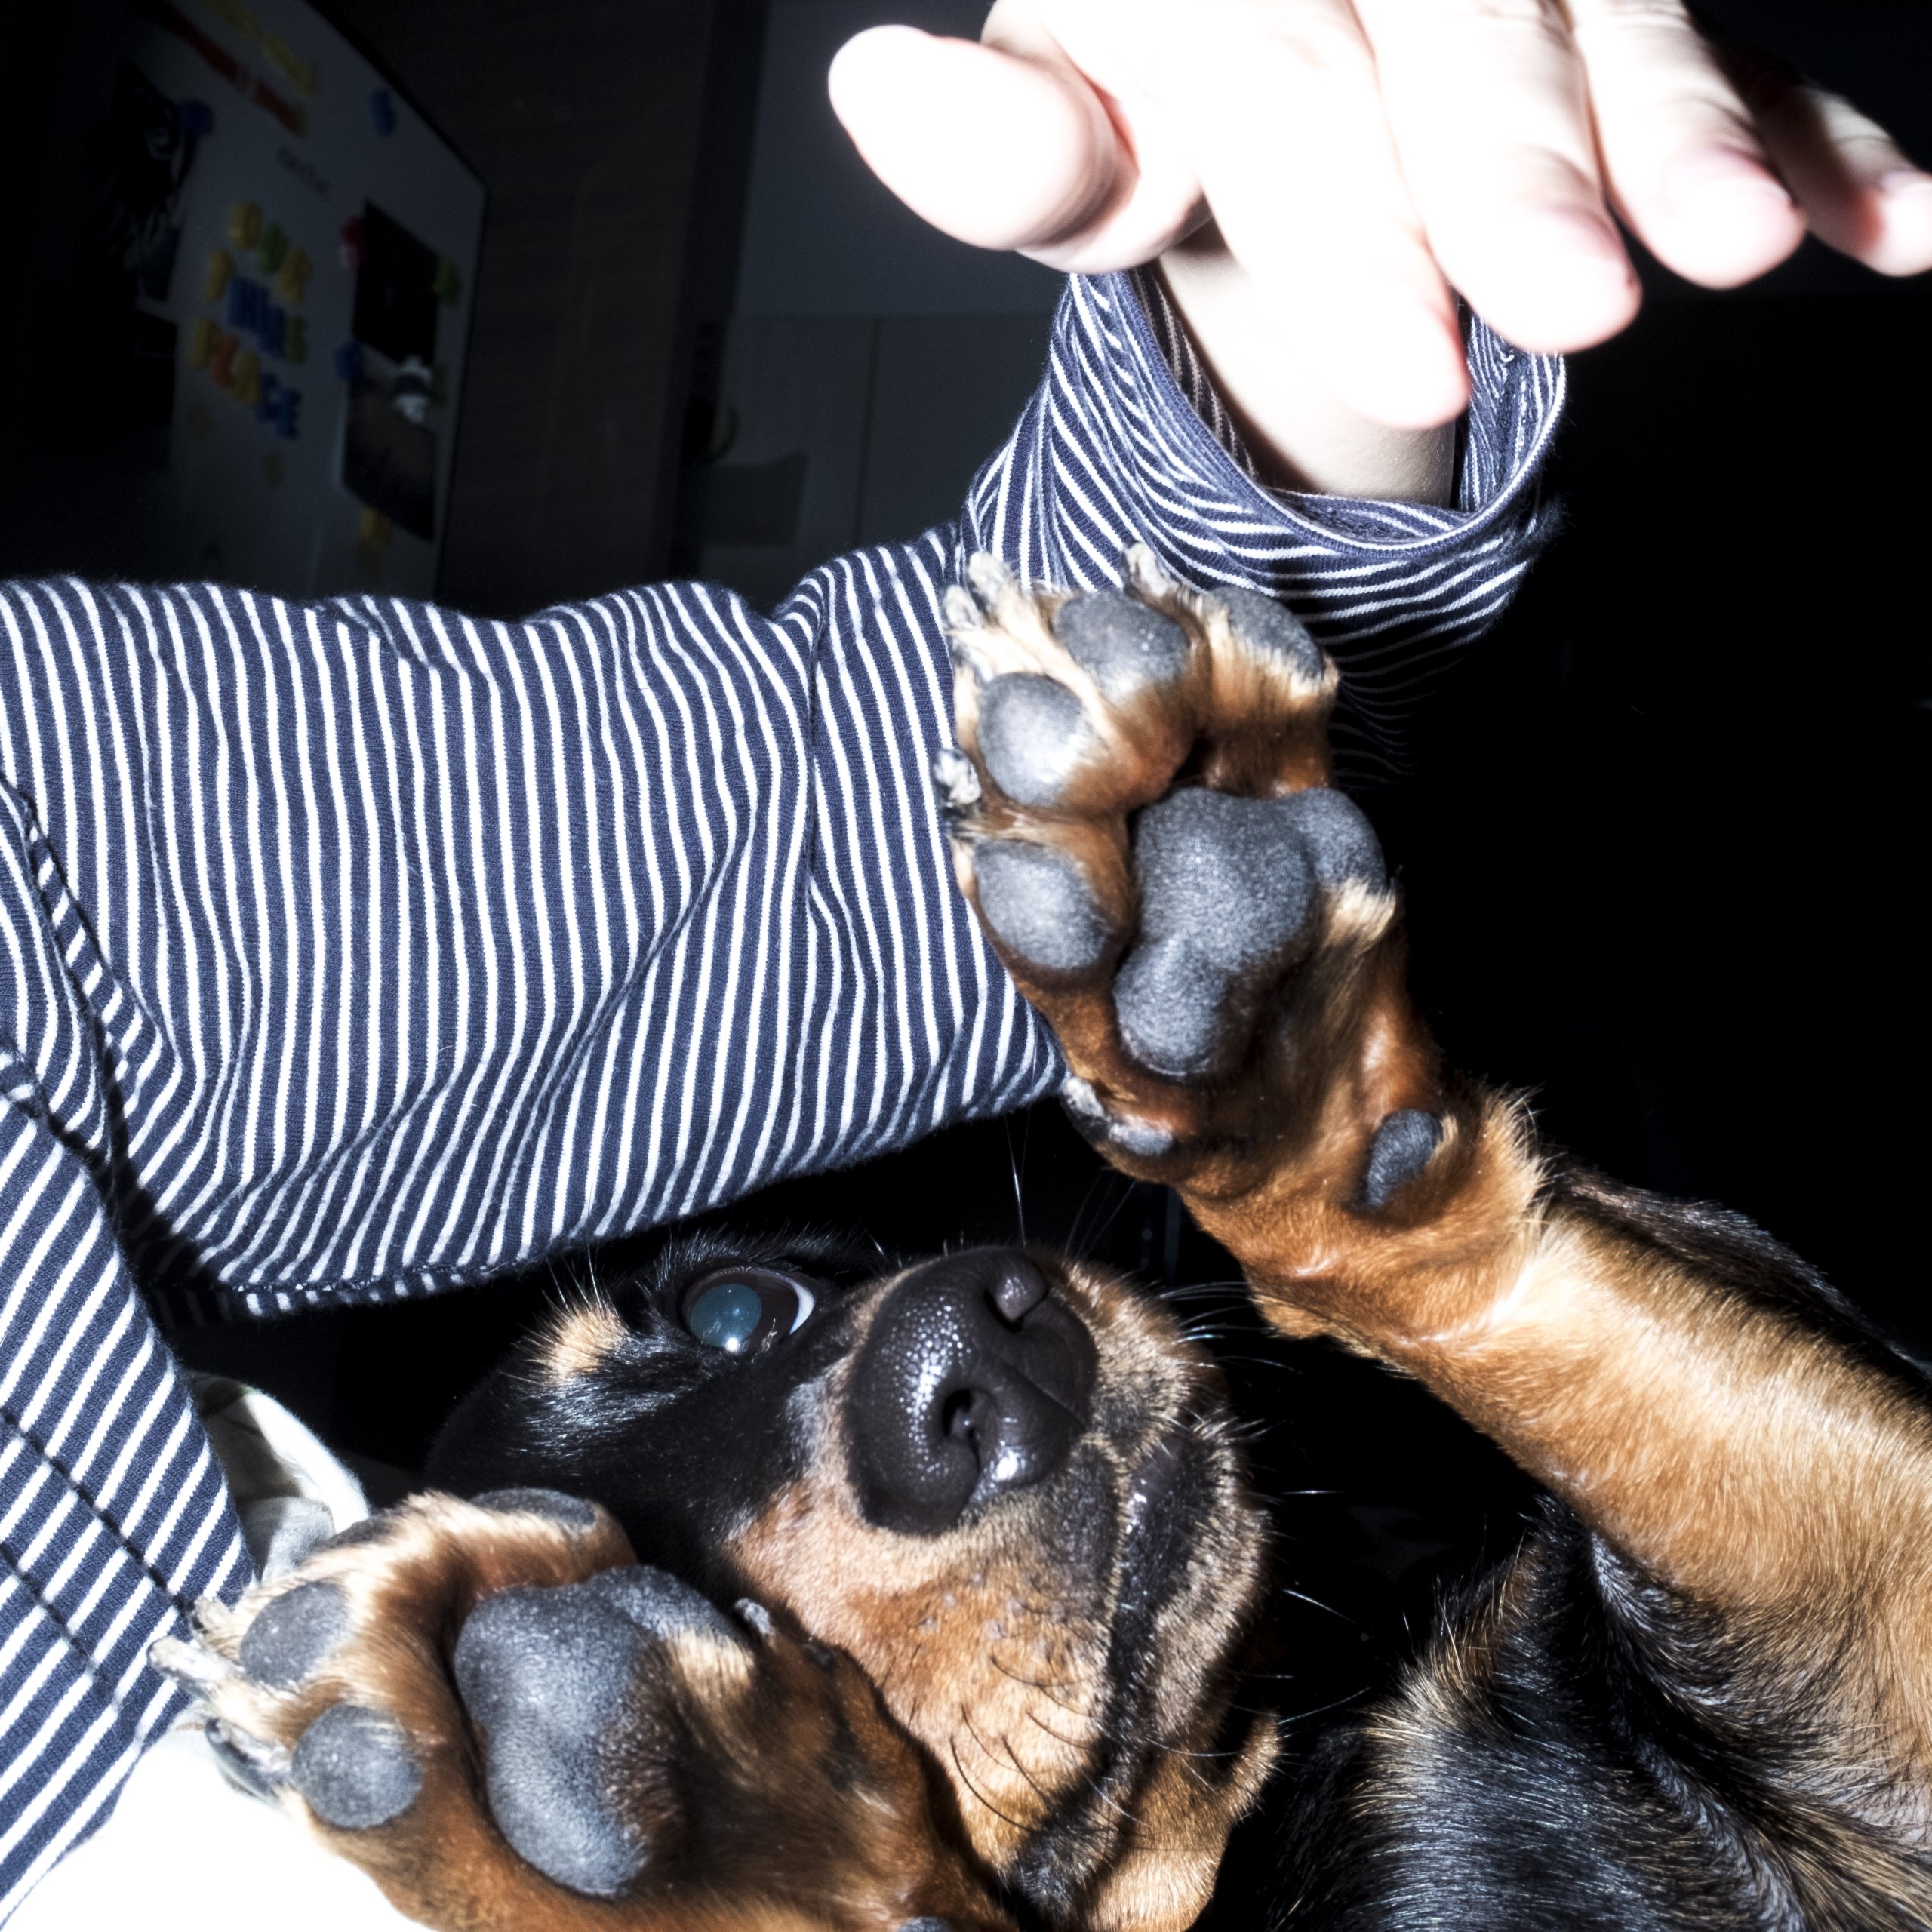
[1565, 0, 1806, 288]
[1349, 0, 1643, 355]
[826, 25, 1122, 255]
[1712, 39, 1932, 278]
[1161, 0, 1470, 427]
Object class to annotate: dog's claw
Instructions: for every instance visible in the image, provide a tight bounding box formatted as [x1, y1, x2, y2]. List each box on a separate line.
[942, 583, 980, 634]
[149, 1632, 235, 1695]
[1060, 1076, 1176, 1162]
[931, 745, 981, 813]
[964, 552, 1013, 609]
[204, 1715, 293, 1802]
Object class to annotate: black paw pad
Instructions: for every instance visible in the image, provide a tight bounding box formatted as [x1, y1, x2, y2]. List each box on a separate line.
[977, 674, 1091, 806]
[454, 1567, 743, 1897]
[1116, 792, 1315, 1077]
[290, 1703, 422, 1829]
[1219, 586, 1325, 682]
[238, 1580, 351, 1690]
[1281, 788, 1386, 894]
[1054, 590, 1189, 702]
[974, 841, 1109, 974]
[1361, 1110, 1444, 1208]
[1115, 788, 1386, 1078]
[472, 1487, 600, 1533]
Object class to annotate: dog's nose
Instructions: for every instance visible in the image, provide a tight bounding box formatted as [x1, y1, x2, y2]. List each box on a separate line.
[845, 1250, 1098, 1534]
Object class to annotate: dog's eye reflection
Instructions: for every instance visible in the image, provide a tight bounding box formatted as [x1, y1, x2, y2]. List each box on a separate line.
[681, 1270, 816, 1356]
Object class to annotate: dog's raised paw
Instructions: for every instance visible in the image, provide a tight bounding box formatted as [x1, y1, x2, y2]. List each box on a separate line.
[943, 549, 1431, 1192]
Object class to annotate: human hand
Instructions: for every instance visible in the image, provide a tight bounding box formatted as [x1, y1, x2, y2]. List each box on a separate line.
[829, 1, 1932, 431]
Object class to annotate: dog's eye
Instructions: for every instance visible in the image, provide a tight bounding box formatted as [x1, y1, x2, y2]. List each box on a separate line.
[681, 1269, 816, 1357]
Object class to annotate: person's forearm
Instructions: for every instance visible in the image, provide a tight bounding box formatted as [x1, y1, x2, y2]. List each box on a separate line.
[1158, 225, 1455, 504]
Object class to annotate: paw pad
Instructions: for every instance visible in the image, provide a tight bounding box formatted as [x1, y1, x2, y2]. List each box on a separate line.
[237, 1578, 350, 1689]
[977, 673, 1095, 806]
[454, 1567, 746, 1896]
[1115, 788, 1383, 1079]
[974, 841, 1111, 975]
[1361, 1110, 1444, 1208]
[1053, 590, 1189, 701]
[291, 1702, 423, 1828]
[1218, 586, 1325, 683]
[472, 1487, 601, 1533]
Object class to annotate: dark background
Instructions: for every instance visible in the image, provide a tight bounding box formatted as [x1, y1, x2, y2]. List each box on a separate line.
[6, 0, 1930, 1706]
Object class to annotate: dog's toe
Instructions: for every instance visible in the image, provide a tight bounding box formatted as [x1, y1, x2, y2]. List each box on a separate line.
[977, 673, 1095, 807]
[1217, 584, 1327, 684]
[973, 841, 1112, 975]
[289, 1703, 423, 1829]
[1054, 589, 1191, 701]
[236, 1578, 352, 1689]
[1361, 1110, 1445, 1208]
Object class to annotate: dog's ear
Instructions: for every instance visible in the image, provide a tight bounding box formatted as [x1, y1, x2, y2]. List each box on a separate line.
[1083, 1710, 1279, 1932]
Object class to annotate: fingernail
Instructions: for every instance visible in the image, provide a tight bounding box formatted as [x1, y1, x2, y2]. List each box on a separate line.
[1879, 168, 1932, 201]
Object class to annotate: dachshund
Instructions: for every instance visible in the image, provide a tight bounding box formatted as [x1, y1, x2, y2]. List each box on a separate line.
[157, 554, 1932, 1931]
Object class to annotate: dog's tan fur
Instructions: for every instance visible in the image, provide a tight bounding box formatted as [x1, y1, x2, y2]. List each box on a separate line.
[726, 1260, 1275, 1918]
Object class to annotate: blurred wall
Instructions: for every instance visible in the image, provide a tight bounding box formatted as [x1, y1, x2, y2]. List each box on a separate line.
[325, 0, 768, 613]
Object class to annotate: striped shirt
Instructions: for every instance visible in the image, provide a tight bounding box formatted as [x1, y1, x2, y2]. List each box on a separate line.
[0, 269, 1561, 1909]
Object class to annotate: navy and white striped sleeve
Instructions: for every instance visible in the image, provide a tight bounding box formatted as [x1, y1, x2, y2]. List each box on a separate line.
[0, 269, 1558, 1909]
[977, 270, 1564, 783]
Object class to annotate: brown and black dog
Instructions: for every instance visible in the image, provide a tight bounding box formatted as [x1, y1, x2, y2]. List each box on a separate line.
[159, 555, 1932, 1931]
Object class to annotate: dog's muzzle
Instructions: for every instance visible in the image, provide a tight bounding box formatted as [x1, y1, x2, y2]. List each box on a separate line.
[844, 1250, 1098, 1534]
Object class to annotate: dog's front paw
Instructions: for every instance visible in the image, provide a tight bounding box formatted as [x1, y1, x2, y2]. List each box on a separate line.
[943, 552, 1428, 1194]
[155, 1492, 1008, 1932]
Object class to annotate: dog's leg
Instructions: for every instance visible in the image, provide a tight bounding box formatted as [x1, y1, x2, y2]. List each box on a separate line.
[940, 552, 1932, 1814]
[155, 1491, 1013, 1932]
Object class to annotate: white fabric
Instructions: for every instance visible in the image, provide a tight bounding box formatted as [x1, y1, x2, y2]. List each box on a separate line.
[12, 1386, 416, 1928]
[11, 1723, 424, 1932]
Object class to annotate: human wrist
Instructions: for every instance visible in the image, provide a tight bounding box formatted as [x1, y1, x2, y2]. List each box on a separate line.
[1157, 227, 1457, 506]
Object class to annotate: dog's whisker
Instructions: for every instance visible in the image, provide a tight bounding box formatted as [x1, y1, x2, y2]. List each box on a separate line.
[1275, 1583, 1361, 1626]
[961, 1710, 1057, 1809]
[1023, 1703, 1096, 1752]
[948, 1734, 1032, 1836]
[989, 1652, 1097, 1722]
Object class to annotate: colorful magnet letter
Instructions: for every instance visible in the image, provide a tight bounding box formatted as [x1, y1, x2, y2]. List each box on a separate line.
[226, 276, 264, 335]
[338, 217, 364, 271]
[284, 315, 308, 364]
[209, 332, 240, 389]
[232, 350, 262, 408]
[358, 508, 392, 548]
[203, 250, 234, 303]
[257, 222, 289, 275]
[275, 248, 312, 306]
[228, 201, 263, 250]
[189, 316, 222, 368]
